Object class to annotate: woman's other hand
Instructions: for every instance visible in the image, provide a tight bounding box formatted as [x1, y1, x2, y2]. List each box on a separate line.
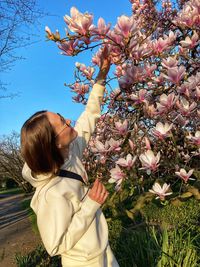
[88, 178, 109, 205]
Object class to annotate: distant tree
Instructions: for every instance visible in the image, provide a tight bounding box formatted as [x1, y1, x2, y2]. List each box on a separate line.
[0, 0, 47, 98]
[0, 132, 32, 192]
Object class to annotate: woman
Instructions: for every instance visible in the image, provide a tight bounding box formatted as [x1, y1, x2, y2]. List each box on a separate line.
[20, 48, 119, 267]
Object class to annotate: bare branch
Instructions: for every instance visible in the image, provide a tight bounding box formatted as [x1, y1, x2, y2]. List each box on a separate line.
[0, 0, 49, 96]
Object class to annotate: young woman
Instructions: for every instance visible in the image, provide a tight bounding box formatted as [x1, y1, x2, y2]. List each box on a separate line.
[20, 49, 119, 267]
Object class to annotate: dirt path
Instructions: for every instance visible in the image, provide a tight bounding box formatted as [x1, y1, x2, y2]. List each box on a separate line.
[0, 194, 41, 266]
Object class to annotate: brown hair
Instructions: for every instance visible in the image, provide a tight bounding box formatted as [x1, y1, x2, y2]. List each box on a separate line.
[21, 111, 64, 175]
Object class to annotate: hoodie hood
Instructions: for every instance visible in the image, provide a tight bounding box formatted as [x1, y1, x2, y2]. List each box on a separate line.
[22, 163, 54, 188]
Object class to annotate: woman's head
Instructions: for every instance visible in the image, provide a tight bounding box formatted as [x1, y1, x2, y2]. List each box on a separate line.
[46, 111, 77, 150]
[21, 111, 77, 175]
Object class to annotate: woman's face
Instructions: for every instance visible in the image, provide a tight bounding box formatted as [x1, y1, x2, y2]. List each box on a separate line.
[46, 111, 78, 149]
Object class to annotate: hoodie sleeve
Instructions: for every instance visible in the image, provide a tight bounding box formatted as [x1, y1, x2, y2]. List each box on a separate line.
[36, 193, 101, 256]
[72, 83, 105, 159]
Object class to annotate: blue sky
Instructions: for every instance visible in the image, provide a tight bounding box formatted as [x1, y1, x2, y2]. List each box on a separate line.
[0, 0, 132, 136]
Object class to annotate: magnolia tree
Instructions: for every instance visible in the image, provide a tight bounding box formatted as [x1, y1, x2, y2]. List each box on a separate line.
[46, 0, 200, 216]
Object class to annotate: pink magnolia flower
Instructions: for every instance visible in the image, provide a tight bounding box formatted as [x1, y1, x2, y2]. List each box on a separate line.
[165, 31, 177, 44]
[144, 137, 151, 150]
[108, 138, 122, 152]
[165, 66, 186, 85]
[176, 98, 197, 116]
[152, 37, 169, 54]
[139, 150, 160, 172]
[76, 63, 95, 79]
[161, 56, 178, 69]
[64, 7, 94, 35]
[58, 40, 78, 56]
[175, 168, 195, 183]
[157, 93, 176, 113]
[152, 122, 173, 139]
[118, 65, 136, 89]
[114, 15, 138, 38]
[70, 82, 89, 95]
[128, 139, 136, 150]
[143, 102, 157, 118]
[173, 0, 200, 29]
[152, 31, 176, 54]
[93, 17, 111, 36]
[109, 165, 126, 191]
[94, 140, 109, 153]
[187, 131, 200, 146]
[180, 31, 199, 49]
[116, 154, 137, 169]
[131, 43, 152, 61]
[114, 120, 128, 135]
[144, 64, 157, 78]
[171, 113, 189, 127]
[129, 89, 147, 104]
[129, 37, 138, 51]
[153, 73, 165, 84]
[118, 66, 143, 89]
[149, 183, 172, 201]
[178, 83, 191, 98]
[108, 29, 124, 45]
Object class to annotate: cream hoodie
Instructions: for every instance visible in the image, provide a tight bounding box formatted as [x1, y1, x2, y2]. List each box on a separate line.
[22, 83, 109, 262]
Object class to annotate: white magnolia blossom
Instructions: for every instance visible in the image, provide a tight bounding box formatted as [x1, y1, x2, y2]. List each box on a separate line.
[176, 97, 197, 116]
[149, 182, 172, 200]
[180, 31, 199, 48]
[116, 154, 137, 169]
[108, 138, 122, 152]
[114, 119, 128, 135]
[175, 168, 195, 183]
[161, 56, 178, 69]
[109, 165, 125, 191]
[93, 140, 109, 153]
[152, 122, 173, 139]
[157, 93, 177, 113]
[139, 150, 160, 171]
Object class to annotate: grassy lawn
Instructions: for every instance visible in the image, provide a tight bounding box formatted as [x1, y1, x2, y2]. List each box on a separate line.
[0, 187, 24, 195]
[21, 198, 38, 234]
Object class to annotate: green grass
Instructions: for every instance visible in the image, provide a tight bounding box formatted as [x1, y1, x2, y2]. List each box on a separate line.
[21, 198, 38, 234]
[0, 187, 23, 195]
[15, 244, 61, 267]
[108, 221, 200, 267]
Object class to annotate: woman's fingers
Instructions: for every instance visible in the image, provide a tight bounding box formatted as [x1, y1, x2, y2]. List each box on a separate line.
[95, 45, 111, 81]
[98, 185, 108, 203]
[88, 179, 109, 205]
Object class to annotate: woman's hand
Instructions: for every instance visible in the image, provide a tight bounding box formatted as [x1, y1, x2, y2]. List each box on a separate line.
[96, 46, 111, 81]
[88, 178, 109, 205]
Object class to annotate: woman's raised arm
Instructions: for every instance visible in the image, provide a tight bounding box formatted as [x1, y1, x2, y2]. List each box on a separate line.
[71, 46, 111, 159]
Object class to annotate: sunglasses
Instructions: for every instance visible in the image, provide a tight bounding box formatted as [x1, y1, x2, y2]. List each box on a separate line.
[55, 113, 76, 138]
